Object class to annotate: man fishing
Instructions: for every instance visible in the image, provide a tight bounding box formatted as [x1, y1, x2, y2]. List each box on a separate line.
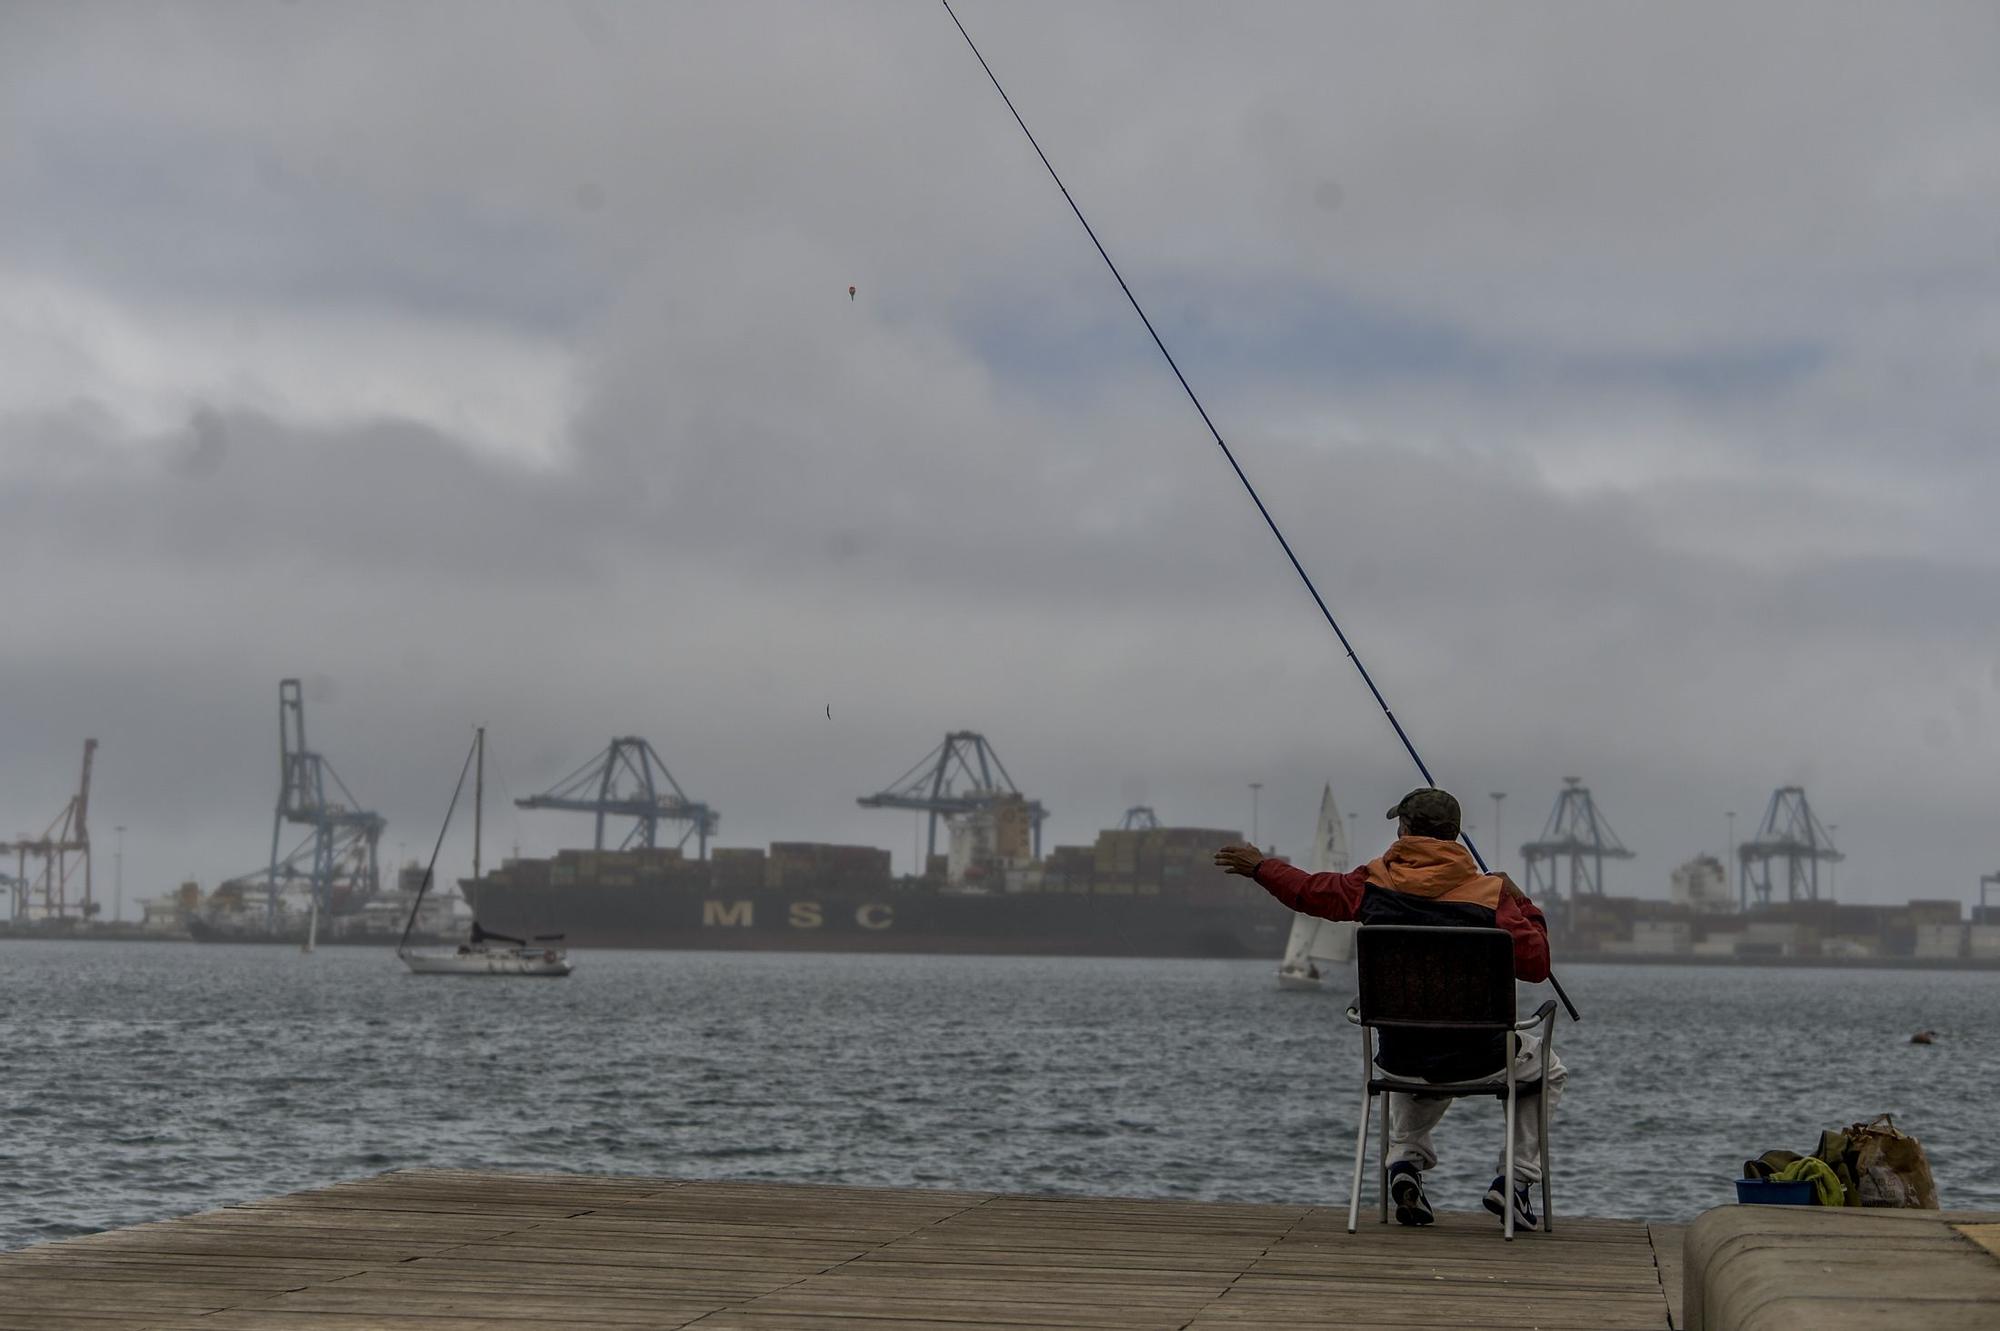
[1214, 788, 1566, 1230]
[942, 2, 1581, 1225]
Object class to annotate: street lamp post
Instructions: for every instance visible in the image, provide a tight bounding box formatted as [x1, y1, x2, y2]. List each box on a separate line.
[1725, 811, 1738, 910]
[1249, 782, 1263, 849]
[1489, 792, 1506, 873]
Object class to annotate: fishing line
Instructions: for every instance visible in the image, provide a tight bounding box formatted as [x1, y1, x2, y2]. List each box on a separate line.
[397, 731, 479, 956]
[939, 0, 1579, 1021]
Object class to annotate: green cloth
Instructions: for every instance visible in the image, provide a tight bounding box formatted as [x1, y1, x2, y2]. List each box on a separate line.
[1772, 1156, 1845, 1206]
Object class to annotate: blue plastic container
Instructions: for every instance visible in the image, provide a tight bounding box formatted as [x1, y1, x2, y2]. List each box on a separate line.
[1735, 1178, 1815, 1205]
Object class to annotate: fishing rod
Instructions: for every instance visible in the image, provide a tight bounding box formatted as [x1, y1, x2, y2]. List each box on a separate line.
[396, 731, 480, 958]
[939, 0, 1579, 1022]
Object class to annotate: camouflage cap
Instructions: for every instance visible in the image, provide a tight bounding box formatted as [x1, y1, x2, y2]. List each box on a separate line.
[1386, 787, 1461, 836]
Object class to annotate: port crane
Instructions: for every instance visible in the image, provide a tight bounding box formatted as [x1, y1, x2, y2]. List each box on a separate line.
[1118, 806, 1160, 830]
[2, 738, 96, 920]
[1738, 786, 1841, 907]
[1519, 777, 1634, 903]
[515, 737, 717, 858]
[264, 679, 384, 924]
[858, 731, 1047, 863]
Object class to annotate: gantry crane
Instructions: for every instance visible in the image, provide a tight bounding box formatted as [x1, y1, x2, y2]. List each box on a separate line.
[1519, 777, 1634, 902]
[858, 731, 1047, 862]
[3, 739, 96, 920]
[515, 737, 717, 857]
[1739, 786, 1841, 908]
[264, 679, 384, 923]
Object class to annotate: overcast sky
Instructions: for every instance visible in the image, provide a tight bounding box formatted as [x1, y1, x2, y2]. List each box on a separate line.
[3, 2, 1997, 914]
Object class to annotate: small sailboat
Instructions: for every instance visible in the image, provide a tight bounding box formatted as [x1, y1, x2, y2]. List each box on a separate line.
[398, 727, 572, 978]
[1275, 784, 1357, 992]
[401, 920, 572, 977]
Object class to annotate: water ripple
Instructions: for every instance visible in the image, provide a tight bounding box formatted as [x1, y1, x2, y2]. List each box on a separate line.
[1, 941, 1995, 1249]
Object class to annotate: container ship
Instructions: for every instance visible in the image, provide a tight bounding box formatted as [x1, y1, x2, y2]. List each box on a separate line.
[158, 714, 1287, 957]
[464, 819, 1290, 958]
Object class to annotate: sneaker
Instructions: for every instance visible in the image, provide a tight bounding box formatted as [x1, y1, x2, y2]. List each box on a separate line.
[1387, 1163, 1434, 1227]
[1483, 1175, 1539, 1230]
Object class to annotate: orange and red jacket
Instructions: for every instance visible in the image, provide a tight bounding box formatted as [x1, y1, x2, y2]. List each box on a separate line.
[1252, 836, 1551, 983]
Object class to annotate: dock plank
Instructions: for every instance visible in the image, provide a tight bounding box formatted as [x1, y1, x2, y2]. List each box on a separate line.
[1, 1170, 1672, 1329]
[1648, 1222, 1686, 1328]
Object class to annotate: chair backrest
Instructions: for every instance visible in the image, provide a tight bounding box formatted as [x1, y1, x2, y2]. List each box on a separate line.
[1354, 925, 1516, 1029]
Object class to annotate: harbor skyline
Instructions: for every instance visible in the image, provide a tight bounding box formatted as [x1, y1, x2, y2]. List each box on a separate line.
[3, 701, 1944, 921]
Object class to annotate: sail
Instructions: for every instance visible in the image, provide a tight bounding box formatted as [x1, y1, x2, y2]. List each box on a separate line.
[1280, 914, 1354, 970]
[1288, 783, 1352, 971]
[1279, 911, 1319, 972]
[1306, 917, 1355, 965]
[1310, 784, 1349, 874]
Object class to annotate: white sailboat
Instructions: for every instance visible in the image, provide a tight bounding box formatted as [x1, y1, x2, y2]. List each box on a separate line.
[1275, 784, 1357, 992]
[398, 727, 572, 978]
[401, 923, 572, 977]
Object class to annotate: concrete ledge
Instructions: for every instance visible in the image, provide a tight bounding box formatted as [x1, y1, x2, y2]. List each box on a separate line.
[1684, 1204, 2000, 1330]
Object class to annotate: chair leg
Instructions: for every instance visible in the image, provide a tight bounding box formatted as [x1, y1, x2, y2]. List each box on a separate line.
[1377, 1090, 1391, 1225]
[1346, 1087, 1372, 1235]
[1536, 1019, 1552, 1231]
[1539, 1080, 1553, 1233]
[1502, 1037, 1518, 1242]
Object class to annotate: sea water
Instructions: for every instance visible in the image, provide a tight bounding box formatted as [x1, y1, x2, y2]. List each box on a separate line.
[3, 940, 1993, 1248]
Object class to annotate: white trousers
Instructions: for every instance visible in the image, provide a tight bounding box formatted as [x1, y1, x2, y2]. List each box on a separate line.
[1384, 1032, 1566, 1186]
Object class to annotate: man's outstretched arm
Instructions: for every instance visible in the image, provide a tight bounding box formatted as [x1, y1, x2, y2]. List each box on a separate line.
[1214, 844, 1367, 920]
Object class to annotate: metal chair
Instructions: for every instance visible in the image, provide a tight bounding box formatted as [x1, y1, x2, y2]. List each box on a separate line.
[1343, 924, 1558, 1240]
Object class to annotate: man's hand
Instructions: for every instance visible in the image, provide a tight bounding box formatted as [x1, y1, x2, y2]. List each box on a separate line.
[1213, 843, 1265, 878]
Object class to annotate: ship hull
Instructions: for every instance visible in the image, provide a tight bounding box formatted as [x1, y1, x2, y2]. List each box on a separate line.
[466, 880, 1289, 959]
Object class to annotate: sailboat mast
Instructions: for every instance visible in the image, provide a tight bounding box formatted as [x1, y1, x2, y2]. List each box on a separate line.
[473, 726, 484, 884]
[398, 731, 479, 958]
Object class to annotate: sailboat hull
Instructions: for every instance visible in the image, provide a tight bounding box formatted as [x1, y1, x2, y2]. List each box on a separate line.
[400, 949, 572, 977]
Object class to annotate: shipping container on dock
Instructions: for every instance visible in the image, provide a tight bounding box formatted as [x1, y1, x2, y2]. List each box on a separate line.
[465, 825, 1288, 957]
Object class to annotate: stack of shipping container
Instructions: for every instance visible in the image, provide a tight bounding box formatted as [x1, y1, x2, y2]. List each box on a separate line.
[1034, 826, 1249, 903]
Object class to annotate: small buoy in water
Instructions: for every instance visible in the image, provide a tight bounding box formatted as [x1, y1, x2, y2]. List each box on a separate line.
[1910, 1030, 1938, 1045]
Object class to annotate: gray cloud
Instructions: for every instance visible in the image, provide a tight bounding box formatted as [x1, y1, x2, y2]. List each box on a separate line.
[2, 2, 1996, 910]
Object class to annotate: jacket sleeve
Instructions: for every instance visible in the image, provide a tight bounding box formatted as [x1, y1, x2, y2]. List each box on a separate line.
[1497, 892, 1551, 983]
[1252, 861, 1367, 920]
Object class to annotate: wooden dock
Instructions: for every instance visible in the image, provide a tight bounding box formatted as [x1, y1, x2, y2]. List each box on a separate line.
[0, 1169, 1680, 1330]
